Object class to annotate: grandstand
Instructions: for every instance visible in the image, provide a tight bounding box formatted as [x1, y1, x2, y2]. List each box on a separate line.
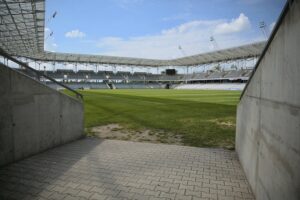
[15, 66, 252, 90]
[175, 83, 245, 90]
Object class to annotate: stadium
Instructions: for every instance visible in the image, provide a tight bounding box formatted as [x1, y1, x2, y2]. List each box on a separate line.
[0, 0, 299, 200]
[14, 41, 264, 91]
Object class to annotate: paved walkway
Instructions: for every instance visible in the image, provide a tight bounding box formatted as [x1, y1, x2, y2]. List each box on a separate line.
[0, 138, 254, 200]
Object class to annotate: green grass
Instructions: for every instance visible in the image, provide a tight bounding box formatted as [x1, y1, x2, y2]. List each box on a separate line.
[68, 89, 241, 149]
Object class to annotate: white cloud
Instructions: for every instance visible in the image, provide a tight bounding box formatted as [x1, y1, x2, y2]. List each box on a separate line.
[214, 13, 250, 35]
[95, 13, 256, 59]
[65, 29, 86, 38]
[161, 20, 222, 35]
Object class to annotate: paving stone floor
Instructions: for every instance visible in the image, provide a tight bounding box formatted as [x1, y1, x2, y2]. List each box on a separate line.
[0, 138, 255, 200]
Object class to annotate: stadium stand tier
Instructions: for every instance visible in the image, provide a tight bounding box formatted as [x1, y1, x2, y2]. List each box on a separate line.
[13, 67, 253, 90]
[19, 68, 253, 87]
[175, 83, 246, 90]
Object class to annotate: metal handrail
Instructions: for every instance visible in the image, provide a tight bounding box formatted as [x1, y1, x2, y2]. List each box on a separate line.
[0, 49, 83, 100]
[239, 0, 293, 100]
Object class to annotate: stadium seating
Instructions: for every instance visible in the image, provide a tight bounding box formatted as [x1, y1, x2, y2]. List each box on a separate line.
[241, 69, 252, 77]
[175, 83, 246, 90]
[94, 71, 106, 79]
[206, 71, 226, 79]
[223, 70, 243, 78]
[145, 74, 160, 81]
[115, 82, 163, 89]
[27, 68, 253, 89]
[190, 72, 208, 80]
[76, 70, 95, 80]
[47, 82, 109, 90]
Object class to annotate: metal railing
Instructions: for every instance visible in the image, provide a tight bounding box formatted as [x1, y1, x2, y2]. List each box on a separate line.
[0, 49, 83, 100]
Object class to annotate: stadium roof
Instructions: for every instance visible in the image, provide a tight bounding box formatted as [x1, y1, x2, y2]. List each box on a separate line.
[0, 0, 45, 56]
[0, 0, 265, 67]
[30, 42, 265, 66]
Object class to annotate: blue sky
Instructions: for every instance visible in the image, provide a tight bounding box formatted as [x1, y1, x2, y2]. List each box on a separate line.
[45, 0, 286, 59]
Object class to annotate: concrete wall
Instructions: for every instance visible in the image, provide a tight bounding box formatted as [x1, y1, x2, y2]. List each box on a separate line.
[236, 2, 300, 200]
[0, 64, 84, 166]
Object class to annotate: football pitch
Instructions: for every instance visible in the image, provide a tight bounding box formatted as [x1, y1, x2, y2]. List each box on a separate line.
[77, 89, 241, 149]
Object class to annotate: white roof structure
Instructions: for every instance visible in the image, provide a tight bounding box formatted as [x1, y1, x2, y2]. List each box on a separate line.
[30, 41, 265, 66]
[0, 0, 265, 67]
[0, 0, 45, 56]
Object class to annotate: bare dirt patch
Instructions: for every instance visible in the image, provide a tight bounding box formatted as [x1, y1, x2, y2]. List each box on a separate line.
[90, 124, 183, 145]
[208, 119, 235, 128]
